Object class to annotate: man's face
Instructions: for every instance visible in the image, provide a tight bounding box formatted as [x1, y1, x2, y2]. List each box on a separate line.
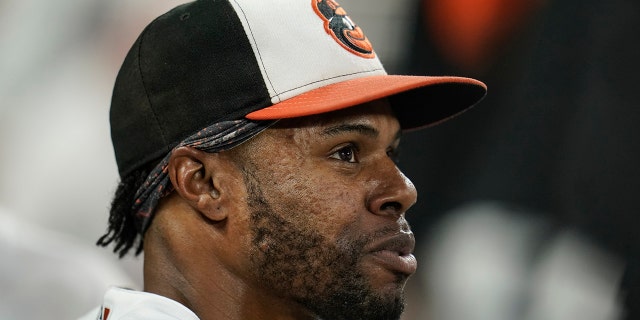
[236, 99, 417, 320]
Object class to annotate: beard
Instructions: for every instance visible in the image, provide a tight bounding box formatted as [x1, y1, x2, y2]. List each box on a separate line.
[243, 172, 407, 320]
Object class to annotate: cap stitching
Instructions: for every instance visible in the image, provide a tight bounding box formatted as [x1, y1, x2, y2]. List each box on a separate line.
[231, 0, 278, 103]
[273, 67, 383, 98]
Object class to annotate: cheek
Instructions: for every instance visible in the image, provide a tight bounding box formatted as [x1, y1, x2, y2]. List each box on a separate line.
[266, 162, 365, 237]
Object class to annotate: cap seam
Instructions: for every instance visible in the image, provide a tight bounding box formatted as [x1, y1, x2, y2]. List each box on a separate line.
[272, 68, 383, 100]
[229, 0, 384, 105]
[231, 0, 278, 102]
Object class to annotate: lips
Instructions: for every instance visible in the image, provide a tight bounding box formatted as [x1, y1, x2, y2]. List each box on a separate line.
[366, 232, 417, 276]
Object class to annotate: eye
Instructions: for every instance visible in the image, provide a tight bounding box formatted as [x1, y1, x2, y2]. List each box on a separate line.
[329, 144, 358, 163]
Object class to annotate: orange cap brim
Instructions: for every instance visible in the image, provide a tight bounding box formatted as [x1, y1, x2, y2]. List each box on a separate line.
[245, 74, 487, 130]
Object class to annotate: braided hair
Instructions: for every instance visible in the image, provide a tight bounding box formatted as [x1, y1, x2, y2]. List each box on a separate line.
[97, 119, 276, 257]
[96, 162, 154, 257]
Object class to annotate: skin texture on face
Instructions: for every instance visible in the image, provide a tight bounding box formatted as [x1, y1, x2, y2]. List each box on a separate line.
[145, 98, 419, 320]
[233, 99, 418, 320]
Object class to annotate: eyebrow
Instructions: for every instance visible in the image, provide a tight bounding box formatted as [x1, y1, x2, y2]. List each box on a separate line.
[321, 123, 380, 138]
[321, 123, 402, 142]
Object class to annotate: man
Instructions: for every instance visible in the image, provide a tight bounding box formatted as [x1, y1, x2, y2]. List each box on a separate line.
[84, 0, 486, 319]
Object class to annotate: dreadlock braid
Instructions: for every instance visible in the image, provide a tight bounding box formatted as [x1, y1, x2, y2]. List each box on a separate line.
[96, 163, 154, 257]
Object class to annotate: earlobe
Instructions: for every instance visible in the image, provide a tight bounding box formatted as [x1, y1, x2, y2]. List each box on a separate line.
[167, 146, 229, 222]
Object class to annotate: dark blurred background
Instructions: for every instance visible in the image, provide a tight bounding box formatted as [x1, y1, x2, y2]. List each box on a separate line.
[396, 0, 639, 319]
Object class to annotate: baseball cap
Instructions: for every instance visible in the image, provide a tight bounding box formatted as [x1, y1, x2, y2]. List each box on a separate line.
[110, 0, 487, 177]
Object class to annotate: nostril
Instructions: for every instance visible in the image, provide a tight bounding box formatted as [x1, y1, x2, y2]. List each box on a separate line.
[380, 201, 402, 214]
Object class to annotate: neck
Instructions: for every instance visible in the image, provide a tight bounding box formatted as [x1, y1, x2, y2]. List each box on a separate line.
[142, 203, 316, 320]
[143, 251, 317, 320]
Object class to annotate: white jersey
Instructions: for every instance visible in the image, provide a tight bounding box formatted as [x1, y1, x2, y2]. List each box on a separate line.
[77, 287, 199, 320]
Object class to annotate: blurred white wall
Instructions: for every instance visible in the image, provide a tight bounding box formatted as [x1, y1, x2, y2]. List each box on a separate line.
[420, 202, 624, 320]
[0, 0, 190, 318]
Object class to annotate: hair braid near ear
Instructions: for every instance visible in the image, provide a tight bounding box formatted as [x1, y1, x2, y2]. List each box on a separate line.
[97, 163, 153, 258]
[97, 119, 275, 258]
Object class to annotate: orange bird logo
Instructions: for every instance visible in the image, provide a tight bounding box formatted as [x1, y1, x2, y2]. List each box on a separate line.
[312, 0, 375, 59]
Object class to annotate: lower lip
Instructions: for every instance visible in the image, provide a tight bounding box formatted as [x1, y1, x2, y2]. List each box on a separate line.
[370, 250, 417, 275]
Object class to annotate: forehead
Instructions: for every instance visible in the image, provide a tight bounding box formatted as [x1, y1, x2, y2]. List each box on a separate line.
[234, 99, 402, 161]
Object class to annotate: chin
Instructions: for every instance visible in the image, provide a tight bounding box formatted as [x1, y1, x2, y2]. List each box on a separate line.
[362, 257, 412, 295]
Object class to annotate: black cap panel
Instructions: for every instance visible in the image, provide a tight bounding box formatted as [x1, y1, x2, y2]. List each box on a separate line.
[110, 0, 272, 176]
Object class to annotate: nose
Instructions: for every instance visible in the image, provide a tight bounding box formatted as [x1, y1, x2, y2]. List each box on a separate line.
[367, 161, 418, 217]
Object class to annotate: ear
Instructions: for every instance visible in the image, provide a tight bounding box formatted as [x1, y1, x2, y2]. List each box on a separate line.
[167, 146, 231, 222]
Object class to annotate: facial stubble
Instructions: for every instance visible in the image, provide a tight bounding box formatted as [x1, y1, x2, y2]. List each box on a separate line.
[242, 170, 407, 320]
